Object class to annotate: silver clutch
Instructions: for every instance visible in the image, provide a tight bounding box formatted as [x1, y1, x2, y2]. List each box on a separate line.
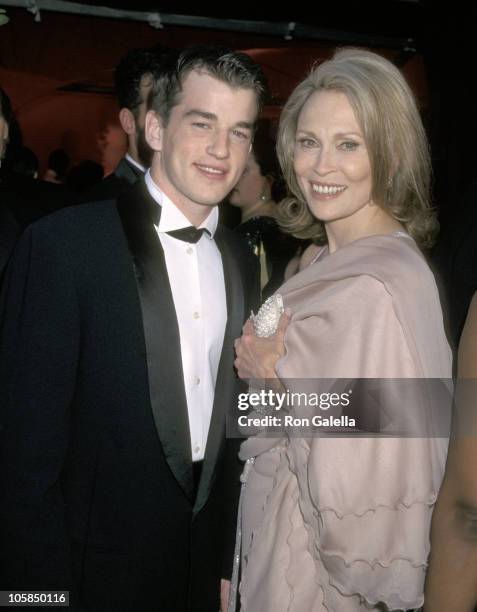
[251, 293, 284, 338]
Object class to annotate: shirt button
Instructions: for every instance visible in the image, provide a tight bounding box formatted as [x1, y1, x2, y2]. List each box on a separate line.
[195, 377, 200, 385]
[193, 312, 200, 319]
[186, 247, 193, 255]
[194, 446, 201, 454]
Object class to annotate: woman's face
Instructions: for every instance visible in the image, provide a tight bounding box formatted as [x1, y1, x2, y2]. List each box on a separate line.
[0, 114, 8, 160]
[293, 90, 374, 229]
[229, 152, 267, 208]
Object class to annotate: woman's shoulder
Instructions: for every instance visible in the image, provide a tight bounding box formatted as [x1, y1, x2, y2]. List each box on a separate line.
[298, 243, 323, 270]
[280, 233, 439, 308]
[333, 233, 433, 287]
[287, 234, 428, 286]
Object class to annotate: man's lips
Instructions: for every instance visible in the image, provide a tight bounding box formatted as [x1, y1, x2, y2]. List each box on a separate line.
[194, 163, 229, 179]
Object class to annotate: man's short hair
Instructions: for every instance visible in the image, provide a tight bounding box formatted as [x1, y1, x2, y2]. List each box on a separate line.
[114, 47, 167, 116]
[150, 45, 268, 126]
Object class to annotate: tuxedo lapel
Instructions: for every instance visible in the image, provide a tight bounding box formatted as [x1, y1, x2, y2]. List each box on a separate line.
[194, 227, 244, 514]
[116, 179, 194, 501]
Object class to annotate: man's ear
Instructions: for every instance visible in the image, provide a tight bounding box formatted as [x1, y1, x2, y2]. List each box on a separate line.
[145, 109, 163, 153]
[119, 108, 136, 136]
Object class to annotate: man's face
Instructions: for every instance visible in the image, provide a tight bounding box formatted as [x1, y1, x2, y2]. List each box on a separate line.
[147, 70, 258, 222]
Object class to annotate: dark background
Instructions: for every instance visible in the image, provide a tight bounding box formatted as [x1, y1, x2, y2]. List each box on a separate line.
[0, 0, 473, 222]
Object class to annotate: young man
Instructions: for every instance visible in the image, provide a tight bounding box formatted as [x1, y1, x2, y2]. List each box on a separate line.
[0, 46, 265, 611]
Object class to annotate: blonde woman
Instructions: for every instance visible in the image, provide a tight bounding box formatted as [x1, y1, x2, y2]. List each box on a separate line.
[234, 48, 451, 611]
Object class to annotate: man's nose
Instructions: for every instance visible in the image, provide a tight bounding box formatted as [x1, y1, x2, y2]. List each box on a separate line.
[206, 130, 230, 159]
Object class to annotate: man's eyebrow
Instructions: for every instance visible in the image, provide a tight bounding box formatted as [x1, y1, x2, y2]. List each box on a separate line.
[183, 110, 217, 121]
[235, 121, 253, 130]
[183, 110, 253, 131]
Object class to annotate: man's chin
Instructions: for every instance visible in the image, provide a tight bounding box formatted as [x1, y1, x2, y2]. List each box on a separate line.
[193, 191, 233, 208]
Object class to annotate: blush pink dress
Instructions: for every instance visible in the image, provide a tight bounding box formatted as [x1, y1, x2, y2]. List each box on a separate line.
[238, 233, 452, 612]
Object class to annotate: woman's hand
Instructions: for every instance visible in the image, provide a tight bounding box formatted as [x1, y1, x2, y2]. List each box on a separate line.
[234, 312, 290, 380]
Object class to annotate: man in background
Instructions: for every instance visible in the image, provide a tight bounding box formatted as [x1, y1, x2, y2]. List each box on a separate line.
[86, 47, 166, 201]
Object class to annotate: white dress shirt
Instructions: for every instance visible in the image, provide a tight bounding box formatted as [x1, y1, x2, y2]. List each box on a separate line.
[145, 171, 227, 462]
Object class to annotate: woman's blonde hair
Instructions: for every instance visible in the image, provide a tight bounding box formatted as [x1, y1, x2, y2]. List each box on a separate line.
[277, 48, 437, 248]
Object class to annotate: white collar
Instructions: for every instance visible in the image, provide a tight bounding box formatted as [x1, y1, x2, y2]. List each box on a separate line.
[125, 153, 146, 173]
[145, 170, 218, 238]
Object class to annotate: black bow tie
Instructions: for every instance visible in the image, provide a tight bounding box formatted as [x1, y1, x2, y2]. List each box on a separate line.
[166, 226, 211, 244]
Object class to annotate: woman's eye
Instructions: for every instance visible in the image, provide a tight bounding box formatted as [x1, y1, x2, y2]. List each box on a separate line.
[297, 138, 317, 149]
[339, 141, 359, 151]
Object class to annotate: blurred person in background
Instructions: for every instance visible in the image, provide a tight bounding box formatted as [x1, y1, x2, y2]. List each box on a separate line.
[0, 86, 10, 165]
[0, 91, 74, 280]
[230, 124, 302, 300]
[10, 146, 39, 179]
[0, 85, 19, 278]
[425, 290, 477, 611]
[84, 46, 168, 202]
[43, 148, 70, 184]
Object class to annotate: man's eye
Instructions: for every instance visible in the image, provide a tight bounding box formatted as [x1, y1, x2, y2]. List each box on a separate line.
[192, 122, 211, 129]
[232, 129, 249, 140]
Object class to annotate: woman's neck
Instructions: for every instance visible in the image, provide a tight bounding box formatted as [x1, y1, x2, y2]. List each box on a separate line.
[325, 206, 404, 253]
[241, 199, 276, 223]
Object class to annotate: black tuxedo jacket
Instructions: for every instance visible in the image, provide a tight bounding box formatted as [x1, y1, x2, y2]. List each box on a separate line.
[0, 179, 259, 611]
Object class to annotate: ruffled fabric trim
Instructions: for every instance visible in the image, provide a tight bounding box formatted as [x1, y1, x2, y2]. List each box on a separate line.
[322, 555, 425, 611]
[314, 496, 437, 521]
[240, 436, 438, 611]
[290, 438, 437, 610]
